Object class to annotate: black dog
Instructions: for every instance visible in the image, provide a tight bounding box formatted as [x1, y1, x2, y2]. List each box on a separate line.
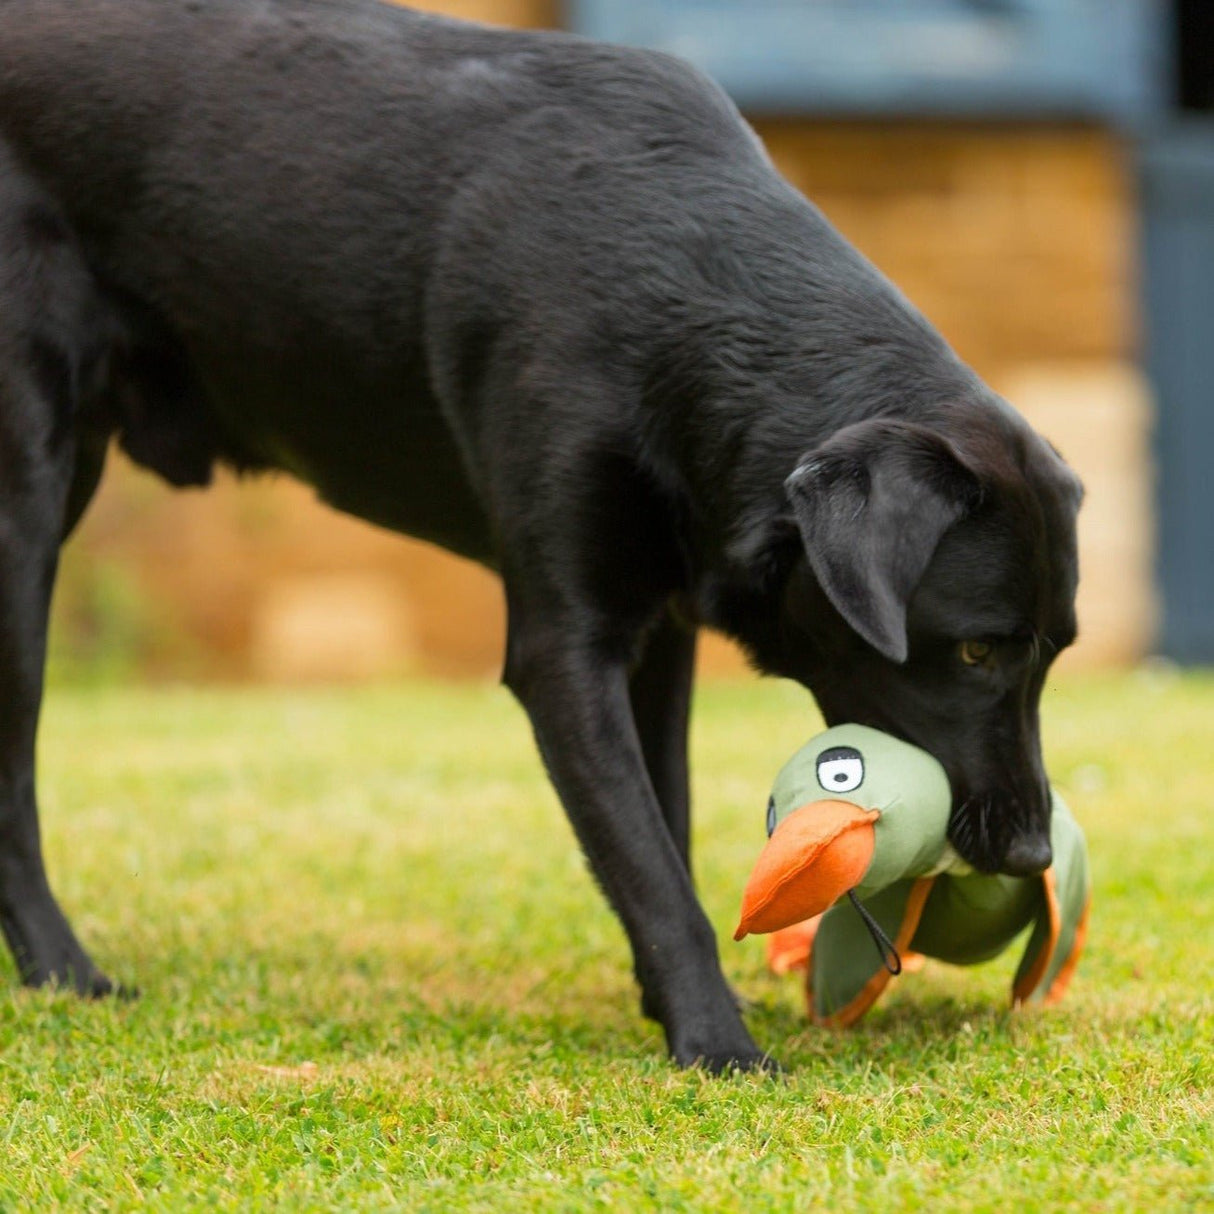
[0, 0, 1081, 1070]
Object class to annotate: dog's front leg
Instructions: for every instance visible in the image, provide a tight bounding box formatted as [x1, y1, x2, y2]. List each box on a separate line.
[504, 604, 766, 1072]
[629, 608, 696, 875]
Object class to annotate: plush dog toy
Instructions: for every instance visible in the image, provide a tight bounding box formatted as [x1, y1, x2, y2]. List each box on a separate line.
[735, 724, 1090, 1027]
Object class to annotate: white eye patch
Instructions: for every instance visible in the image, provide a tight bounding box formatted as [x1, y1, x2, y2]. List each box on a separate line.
[816, 746, 864, 793]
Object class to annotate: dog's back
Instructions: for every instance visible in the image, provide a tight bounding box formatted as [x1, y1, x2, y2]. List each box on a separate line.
[0, 1, 534, 337]
[0, 0, 755, 302]
[0, 0, 781, 512]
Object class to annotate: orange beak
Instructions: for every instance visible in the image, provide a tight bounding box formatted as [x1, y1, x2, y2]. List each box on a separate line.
[734, 800, 878, 940]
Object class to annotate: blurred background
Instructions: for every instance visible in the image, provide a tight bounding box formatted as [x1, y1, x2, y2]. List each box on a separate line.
[48, 0, 1213, 684]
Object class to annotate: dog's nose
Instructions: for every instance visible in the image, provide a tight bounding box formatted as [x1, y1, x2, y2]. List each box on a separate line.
[1001, 835, 1052, 877]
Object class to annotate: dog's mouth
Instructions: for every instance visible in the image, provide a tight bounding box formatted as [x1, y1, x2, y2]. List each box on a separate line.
[948, 793, 1052, 876]
[947, 794, 991, 869]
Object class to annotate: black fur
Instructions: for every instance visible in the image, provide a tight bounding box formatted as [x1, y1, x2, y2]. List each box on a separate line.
[0, 0, 1081, 1069]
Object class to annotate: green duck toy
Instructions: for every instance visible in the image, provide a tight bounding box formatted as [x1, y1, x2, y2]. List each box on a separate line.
[735, 725, 1090, 1027]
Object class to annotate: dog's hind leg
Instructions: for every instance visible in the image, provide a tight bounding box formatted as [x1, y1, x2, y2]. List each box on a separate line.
[0, 157, 114, 995]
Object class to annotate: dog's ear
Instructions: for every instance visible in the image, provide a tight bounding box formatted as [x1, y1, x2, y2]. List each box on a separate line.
[786, 419, 982, 663]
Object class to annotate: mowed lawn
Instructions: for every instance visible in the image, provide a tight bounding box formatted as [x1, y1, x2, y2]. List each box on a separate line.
[2, 671, 1211, 1210]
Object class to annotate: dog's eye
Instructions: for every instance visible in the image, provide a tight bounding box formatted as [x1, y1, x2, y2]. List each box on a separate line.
[816, 747, 864, 793]
[766, 796, 777, 838]
[959, 640, 994, 667]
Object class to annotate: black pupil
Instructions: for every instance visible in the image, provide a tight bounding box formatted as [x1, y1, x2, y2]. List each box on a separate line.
[817, 746, 863, 791]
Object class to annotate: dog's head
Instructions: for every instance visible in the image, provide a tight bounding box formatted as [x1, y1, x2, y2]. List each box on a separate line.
[778, 411, 1081, 877]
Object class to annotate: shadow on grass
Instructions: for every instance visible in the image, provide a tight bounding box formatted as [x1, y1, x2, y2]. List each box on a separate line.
[741, 982, 1096, 1081]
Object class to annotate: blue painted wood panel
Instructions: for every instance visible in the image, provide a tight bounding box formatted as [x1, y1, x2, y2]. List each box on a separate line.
[1140, 122, 1214, 663]
[568, 0, 1168, 126]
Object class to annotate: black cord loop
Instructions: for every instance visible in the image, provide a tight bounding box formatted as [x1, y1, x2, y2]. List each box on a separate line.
[847, 890, 903, 975]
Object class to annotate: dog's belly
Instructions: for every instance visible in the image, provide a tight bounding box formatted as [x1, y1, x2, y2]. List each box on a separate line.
[265, 399, 493, 566]
[274, 415, 493, 566]
[193, 344, 496, 565]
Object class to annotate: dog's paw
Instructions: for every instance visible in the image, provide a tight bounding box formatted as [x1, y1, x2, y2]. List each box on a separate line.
[80, 968, 117, 999]
[667, 1020, 782, 1075]
[20, 960, 117, 999]
[82, 970, 139, 1001]
[13, 938, 119, 1000]
[673, 1042, 785, 1076]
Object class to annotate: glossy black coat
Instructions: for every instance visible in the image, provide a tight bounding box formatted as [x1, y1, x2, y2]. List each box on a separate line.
[0, 0, 1081, 1069]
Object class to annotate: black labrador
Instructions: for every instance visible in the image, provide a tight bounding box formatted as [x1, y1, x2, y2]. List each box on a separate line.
[0, 0, 1081, 1070]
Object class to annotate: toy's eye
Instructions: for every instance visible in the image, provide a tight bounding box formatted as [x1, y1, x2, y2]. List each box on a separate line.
[816, 746, 864, 793]
[766, 796, 777, 838]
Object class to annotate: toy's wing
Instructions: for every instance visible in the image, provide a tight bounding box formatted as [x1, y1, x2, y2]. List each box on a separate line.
[809, 878, 936, 1027]
[765, 918, 821, 974]
[734, 800, 877, 940]
[1012, 798, 1091, 1005]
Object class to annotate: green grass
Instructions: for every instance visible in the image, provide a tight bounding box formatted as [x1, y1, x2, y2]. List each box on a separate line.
[2, 671, 1211, 1210]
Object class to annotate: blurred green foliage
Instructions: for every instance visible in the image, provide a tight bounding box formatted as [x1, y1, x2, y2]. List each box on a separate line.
[47, 553, 201, 685]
